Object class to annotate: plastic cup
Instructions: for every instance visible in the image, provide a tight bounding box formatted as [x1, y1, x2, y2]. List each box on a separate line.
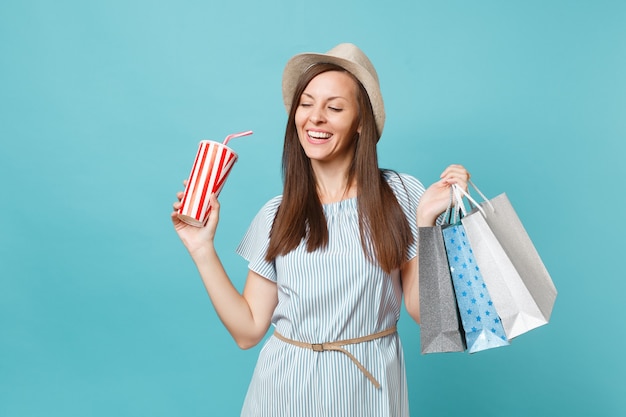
[177, 140, 238, 227]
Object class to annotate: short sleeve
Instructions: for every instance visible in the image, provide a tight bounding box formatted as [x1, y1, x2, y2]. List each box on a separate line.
[236, 196, 282, 282]
[383, 171, 426, 261]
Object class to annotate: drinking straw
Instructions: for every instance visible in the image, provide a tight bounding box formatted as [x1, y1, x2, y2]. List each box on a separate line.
[223, 130, 253, 146]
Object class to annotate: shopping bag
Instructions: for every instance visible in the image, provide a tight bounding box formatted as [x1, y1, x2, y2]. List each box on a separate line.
[453, 183, 557, 339]
[442, 213, 509, 353]
[418, 226, 465, 354]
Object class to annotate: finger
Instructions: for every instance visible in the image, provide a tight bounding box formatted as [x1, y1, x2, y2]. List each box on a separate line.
[440, 176, 470, 192]
[442, 175, 468, 188]
[440, 164, 468, 177]
[177, 191, 184, 200]
[204, 194, 221, 230]
[209, 193, 220, 211]
[440, 166, 470, 183]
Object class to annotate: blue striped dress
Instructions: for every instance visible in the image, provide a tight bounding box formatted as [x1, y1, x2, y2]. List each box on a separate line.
[236, 171, 425, 417]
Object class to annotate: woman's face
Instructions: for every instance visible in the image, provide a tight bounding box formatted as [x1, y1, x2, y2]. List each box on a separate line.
[295, 70, 361, 166]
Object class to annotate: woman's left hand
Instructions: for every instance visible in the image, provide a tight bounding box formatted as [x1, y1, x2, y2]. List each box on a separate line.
[417, 164, 470, 226]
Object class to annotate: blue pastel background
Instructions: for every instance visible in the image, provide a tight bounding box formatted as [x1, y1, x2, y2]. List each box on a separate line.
[1, 1, 624, 416]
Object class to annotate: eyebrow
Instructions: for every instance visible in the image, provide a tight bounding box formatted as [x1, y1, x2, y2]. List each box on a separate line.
[301, 92, 348, 101]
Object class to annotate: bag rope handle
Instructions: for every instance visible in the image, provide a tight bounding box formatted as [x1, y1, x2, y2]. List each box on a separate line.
[452, 183, 489, 221]
[468, 180, 495, 213]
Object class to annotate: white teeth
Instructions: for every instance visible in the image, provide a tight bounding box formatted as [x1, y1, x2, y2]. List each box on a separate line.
[308, 131, 332, 139]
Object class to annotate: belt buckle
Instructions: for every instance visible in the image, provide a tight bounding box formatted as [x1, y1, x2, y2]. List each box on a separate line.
[311, 343, 324, 352]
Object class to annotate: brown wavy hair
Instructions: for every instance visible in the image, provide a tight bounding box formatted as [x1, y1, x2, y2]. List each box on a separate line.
[265, 63, 413, 273]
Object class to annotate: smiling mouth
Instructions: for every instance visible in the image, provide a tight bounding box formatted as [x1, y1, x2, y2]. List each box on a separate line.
[307, 130, 332, 140]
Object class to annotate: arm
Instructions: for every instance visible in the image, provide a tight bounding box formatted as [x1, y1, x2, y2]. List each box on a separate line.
[190, 245, 278, 349]
[401, 256, 420, 324]
[172, 192, 278, 349]
[401, 164, 470, 326]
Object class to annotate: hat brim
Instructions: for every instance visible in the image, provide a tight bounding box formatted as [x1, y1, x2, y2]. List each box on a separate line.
[282, 52, 385, 137]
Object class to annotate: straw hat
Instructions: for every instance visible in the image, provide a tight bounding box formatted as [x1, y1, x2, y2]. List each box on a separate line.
[282, 43, 385, 137]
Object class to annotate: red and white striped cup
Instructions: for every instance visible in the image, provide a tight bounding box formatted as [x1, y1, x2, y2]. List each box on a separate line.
[177, 140, 238, 227]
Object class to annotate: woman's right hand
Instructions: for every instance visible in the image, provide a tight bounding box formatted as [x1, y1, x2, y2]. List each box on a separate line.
[172, 185, 278, 348]
[171, 182, 221, 256]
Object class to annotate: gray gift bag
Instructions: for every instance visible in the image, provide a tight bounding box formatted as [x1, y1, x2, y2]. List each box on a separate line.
[454, 184, 557, 340]
[418, 226, 465, 354]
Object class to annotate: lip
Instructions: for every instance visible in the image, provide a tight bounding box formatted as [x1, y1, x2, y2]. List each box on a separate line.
[305, 129, 333, 144]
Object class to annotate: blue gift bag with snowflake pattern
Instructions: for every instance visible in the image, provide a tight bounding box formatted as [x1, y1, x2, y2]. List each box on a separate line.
[442, 222, 509, 353]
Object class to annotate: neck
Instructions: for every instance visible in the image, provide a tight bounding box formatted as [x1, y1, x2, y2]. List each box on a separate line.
[312, 160, 356, 204]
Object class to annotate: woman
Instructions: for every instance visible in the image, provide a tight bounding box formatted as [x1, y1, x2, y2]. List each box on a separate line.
[172, 43, 469, 417]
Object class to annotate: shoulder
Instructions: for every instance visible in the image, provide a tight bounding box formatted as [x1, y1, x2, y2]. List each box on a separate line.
[255, 195, 283, 222]
[382, 170, 426, 200]
[239, 195, 283, 251]
[261, 195, 283, 212]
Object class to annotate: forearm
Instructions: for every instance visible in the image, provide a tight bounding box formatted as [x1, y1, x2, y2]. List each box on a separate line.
[190, 245, 266, 349]
[401, 257, 421, 324]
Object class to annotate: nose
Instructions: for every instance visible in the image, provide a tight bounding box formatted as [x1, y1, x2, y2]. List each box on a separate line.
[310, 105, 325, 124]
